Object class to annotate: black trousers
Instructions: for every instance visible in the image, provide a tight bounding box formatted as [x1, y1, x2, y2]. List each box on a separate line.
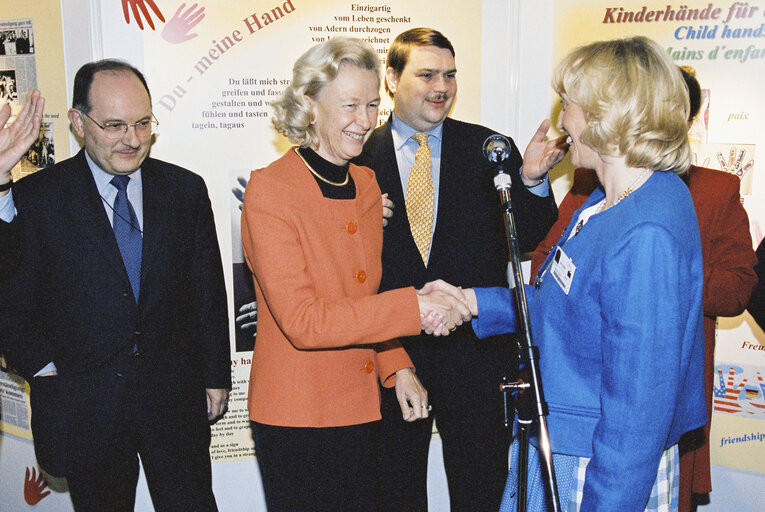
[252, 421, 378, 512]
[66, 361, 217, 512]
[375, 385, 512, 512]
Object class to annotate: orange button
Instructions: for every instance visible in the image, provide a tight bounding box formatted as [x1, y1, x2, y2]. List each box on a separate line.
[363, 360, 375, 373]
[355, 270, 367, 283]
[346, 221, 358, 234]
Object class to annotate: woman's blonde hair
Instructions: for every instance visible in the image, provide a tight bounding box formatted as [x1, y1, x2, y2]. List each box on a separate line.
[272, 37, 380, 147]
[553, 36, 691, 173]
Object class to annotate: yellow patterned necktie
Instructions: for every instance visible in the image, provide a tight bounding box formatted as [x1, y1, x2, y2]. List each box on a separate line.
[406, 132, 434, 266]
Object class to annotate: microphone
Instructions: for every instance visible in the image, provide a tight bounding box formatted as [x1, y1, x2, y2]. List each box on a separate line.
[483, 138, 562, 510]
[482, 134, 511, 164]
[482, 134, 512, 206]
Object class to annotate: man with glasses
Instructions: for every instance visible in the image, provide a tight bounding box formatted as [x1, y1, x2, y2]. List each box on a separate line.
[0, 60, 230, 511]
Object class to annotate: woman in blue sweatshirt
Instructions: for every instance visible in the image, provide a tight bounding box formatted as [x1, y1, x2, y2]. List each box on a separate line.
[453, 37, 706, 511]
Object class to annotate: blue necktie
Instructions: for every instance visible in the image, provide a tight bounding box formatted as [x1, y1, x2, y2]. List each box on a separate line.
[110, 175, 142, 302]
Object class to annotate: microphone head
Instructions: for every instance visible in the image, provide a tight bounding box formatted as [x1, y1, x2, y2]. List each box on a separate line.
[482, 134, 511, 163]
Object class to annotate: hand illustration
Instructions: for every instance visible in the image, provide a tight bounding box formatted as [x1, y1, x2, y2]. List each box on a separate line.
[232, 176, 247, 211]
[691, 152, 710, 168]
[714, 367, 748, 414]
[236, 300, 257, 336]
[715, 147, 754, 178]
[122, 0, 166, 31]
[24, 467, 51, 505]
[731, 147, 754, 177]
[162, 3, 205, 44]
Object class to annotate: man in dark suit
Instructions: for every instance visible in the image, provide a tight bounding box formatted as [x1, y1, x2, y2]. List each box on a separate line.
[15, 30, 30, 54]
[355, 28, 562, 511]
[0, 60, 230, 511]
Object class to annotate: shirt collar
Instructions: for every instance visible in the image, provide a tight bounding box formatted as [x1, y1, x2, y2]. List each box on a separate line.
[391, 113, 443, 151]
[84, 150, 142, 195]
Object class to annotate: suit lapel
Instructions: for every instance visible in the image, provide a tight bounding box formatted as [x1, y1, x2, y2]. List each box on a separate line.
[371, 122, 406, 209]
[61, 150, 132, 286]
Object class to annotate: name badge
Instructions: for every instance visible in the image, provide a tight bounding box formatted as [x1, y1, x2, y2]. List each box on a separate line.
[550, 246, 576, 295]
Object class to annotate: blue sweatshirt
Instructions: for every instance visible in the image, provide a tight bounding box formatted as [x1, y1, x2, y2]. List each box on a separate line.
[473, 170, 706, 511]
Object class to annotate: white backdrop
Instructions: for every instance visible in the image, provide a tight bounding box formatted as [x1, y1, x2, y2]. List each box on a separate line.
[3, 1, 761, 511]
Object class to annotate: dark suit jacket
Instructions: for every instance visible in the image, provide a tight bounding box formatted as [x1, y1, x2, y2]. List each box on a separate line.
[0, 149, 231, 477]
[0, 213, 22, 279]
[354, 117, 558, 416]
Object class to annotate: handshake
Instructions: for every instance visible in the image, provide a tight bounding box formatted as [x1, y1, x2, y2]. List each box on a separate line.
[416, 280, 478, 336]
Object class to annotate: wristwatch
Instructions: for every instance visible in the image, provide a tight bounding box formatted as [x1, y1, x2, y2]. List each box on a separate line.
[522, 174, 547, 187]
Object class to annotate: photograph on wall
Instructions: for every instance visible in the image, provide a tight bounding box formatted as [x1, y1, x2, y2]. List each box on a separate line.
[0, 19, 37, 97]
[0, 18, 34, 56]
[14, 121, 54, 179]
[0, 371, 31, 440]
[0, 68, 17, 102]
[230, 171, 258, 354]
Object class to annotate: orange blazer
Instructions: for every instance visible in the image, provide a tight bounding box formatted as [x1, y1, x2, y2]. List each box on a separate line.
[241, 148, 422, 427]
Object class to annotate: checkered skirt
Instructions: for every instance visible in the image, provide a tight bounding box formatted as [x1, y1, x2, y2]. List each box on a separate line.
[500, 437, 679, 512]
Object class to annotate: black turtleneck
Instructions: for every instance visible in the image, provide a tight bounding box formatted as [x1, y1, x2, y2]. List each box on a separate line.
[298, 147, 356, 200]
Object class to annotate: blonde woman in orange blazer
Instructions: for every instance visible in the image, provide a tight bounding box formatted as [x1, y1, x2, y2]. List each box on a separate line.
[241, 38, 470, 511]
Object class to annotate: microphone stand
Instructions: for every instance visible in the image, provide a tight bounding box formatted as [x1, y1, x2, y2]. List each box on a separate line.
[483, 135, 560, 512]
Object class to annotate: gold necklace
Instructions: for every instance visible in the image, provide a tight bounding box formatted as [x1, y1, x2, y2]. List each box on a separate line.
[295, 147, 350, 187]
[598, 168, 653, 212]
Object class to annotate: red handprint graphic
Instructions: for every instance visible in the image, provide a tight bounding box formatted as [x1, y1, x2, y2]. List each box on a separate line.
[162, 3, 206, 44]
[24, 467, 51, 505]
[122, 0, 166, 31]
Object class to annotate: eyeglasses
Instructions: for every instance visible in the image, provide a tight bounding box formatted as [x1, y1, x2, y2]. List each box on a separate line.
[81, 111, 159, 140]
